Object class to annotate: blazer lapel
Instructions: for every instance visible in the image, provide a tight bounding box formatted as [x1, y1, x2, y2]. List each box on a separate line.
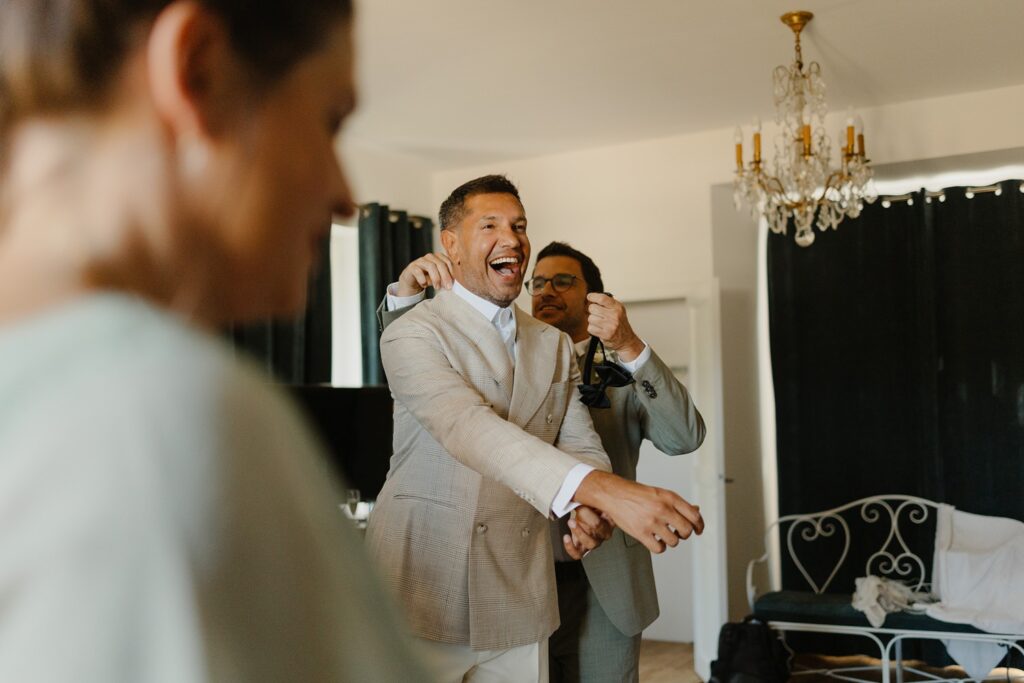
[508, 307, 558, 427]
[434, 289, 515, 396]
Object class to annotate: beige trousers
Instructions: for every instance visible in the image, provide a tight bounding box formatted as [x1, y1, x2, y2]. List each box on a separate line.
[416, 638, 549, 683]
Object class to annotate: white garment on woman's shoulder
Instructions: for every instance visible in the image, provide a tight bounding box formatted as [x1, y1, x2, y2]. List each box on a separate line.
[0, 294, 428, 682]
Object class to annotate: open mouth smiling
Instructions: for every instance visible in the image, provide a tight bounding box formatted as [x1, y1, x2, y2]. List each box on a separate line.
[488, 255, 522, 280]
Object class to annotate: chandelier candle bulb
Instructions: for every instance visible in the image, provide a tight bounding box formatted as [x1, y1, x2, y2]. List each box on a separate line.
[753, 117, 762, 163]
[734, 126, 743, 169]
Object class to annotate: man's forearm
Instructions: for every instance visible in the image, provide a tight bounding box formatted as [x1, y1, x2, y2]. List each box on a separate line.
[635, 349, 706, 454]
[571, 469, 705, 554]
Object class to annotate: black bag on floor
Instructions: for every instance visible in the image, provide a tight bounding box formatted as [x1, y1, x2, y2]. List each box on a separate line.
[709, 616, 790, 683]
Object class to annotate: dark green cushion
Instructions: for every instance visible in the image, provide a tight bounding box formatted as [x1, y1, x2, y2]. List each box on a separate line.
[753, 591, 987, 634]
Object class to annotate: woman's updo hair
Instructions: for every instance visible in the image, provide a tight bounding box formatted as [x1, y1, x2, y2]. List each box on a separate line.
[0, 0, 353, 127]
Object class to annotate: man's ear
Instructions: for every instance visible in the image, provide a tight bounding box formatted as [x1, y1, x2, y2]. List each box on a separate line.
[146, 1, 238, 141]
[440, 229, 459, 265]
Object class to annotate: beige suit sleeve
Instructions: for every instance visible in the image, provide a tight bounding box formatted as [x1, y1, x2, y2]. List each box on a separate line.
[381, 323, 603, 516]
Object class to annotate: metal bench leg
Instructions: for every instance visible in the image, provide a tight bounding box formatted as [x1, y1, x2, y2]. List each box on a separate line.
[895, 639, 904, 683]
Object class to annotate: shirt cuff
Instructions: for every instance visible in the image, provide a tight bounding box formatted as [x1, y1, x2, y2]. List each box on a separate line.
[385, 283, 426, 311]
[550, 463, 595, 518]
[618, 341, 651, 373]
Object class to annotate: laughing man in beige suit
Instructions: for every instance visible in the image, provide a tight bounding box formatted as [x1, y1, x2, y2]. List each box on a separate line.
[366, 175, 704, 683]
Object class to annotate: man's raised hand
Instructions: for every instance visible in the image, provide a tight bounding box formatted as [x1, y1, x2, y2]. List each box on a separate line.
[396, 253, 455, 297]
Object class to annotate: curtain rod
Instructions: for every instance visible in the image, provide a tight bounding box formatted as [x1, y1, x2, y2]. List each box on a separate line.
[879, 181, 1024, 207]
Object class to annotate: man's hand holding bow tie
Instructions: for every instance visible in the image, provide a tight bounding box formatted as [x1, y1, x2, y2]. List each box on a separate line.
[585, 293, 646, 363]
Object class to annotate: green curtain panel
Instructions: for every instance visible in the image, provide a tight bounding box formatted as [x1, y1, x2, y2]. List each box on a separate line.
[770, 181, 1024, 663]
[358, 203, 434, 385]
[226, 233, 333, 384]
[767, 179, 1024, 595]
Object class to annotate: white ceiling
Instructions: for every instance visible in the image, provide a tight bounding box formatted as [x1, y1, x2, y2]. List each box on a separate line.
[345, 0, 1024, 169]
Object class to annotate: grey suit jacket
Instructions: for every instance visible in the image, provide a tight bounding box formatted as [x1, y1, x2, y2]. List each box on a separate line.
[579, 348, 705, 636]
[366, 289, 611, 651]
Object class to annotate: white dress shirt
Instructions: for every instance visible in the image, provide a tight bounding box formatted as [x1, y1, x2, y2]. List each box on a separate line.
[572, 337, 650, 373]
[386, 281, 591, 517]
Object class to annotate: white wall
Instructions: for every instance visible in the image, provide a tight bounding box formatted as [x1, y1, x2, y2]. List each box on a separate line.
[429, 81, 1024, 636]
[343, 140, 435, 217]
[432, 81, 1024, 273]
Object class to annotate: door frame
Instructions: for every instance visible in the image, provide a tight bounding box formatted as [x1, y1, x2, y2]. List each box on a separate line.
[622, 278, 728, 679]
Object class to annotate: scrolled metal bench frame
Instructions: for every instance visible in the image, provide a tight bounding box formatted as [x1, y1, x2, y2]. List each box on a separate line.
[746, 495, 1024, 683]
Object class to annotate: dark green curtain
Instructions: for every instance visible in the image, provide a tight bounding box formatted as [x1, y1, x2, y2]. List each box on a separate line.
[227, 233, 333, 384]
[767, 178, 1024, 579]
[358, 203, 434, 385]
[932, 183, 1024, 517]
[767, 180, 1024, 661]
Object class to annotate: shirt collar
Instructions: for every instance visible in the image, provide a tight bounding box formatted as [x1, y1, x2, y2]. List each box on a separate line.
[573, 338, 591, 358]
[452, 280, 512, 326]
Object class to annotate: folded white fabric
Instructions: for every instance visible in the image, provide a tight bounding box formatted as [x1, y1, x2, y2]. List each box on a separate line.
[926, 504, 1024, 681]
[852, 575, 933, 628]
[942, 640, 1007, 683]
[927, 504, 1024, 634]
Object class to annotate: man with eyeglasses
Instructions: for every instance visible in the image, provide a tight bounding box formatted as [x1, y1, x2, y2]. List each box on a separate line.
[383, 214, 705, 682]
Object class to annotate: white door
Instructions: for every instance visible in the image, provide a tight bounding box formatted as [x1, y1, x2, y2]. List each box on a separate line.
[623, 282, 728, 680]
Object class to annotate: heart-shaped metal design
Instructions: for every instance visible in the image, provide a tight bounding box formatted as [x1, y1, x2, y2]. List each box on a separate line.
[786, 513, 850, 594]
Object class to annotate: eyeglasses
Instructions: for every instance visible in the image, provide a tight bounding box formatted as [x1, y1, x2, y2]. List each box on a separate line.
[525, 273, 579, 295]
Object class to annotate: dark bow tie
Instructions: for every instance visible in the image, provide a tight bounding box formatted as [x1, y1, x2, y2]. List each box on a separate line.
[578, 337, 634, 409]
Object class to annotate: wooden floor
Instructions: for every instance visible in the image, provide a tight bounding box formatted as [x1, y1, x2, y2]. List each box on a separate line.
[790, 654, 1024, 683]
[640, 640, 701, 683]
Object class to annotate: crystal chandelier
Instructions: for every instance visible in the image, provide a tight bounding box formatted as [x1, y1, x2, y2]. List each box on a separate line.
[733, 11, 877, 247]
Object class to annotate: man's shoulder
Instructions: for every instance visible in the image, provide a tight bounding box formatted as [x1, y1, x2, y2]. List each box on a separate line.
[381, 294, 447, 341]
[518, 311, 574, 351]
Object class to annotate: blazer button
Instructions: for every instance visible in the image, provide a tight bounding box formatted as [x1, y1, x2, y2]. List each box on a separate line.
[642, 380, 658, 398]
[546, 413, 553, 424]
[476, 523, 488, 534]
[521, 528, 530, 537]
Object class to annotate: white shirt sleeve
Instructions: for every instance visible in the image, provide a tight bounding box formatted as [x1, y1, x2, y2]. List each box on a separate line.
[617, 341, 651, 373]
[550, 463, 596, 517]
[385, 283, 426, 311]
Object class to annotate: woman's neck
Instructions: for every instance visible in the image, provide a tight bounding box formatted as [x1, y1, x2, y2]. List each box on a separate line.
[0, 117, 218, 327]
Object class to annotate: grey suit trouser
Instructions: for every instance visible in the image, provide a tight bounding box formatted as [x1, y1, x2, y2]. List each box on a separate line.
[549, 562, 641, 683]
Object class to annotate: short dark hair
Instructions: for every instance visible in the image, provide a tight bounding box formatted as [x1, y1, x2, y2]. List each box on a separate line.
[536, 241, 604, 293]
[439, 174, 521, 230]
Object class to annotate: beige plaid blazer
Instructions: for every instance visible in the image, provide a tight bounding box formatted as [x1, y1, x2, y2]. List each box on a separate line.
[365, 289, 610, 651]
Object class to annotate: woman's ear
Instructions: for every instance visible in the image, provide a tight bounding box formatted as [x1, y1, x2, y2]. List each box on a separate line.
[146, 1, 238, 141]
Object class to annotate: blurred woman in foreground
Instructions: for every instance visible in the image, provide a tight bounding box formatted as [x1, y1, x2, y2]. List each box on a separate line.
[0, 1, 427, 680]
